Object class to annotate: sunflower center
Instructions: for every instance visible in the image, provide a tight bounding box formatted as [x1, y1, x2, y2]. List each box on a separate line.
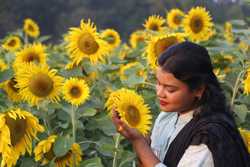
[70, 86, 82, 98]
[190, 17, 203, 33]
[173, 15, 182, 25]
[5, 115, 27, 146]
[106, 35, 116, 44]
[44, 147, 56, 160]
[8, 78, 19, 92]
[136, 36, 145, 43]
[149, 24, 159, 31]
[55, 150, 72, 162]
[25, 52, 40, 63]
[78, 33, 99, 55]
[125, 105, 141, 127]
[8, 39, 17, 47]
[29, 73, 54, 97]
[154, 37, 178, 57]
[28, 24, 35, 32]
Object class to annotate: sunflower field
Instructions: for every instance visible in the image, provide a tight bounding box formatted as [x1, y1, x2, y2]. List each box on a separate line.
[0, 6, 250, 167]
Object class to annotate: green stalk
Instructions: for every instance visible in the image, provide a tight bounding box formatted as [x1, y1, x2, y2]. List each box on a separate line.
[230, 70, 245, 107]
[71, 105, 77, 142]
[71, 105, 77, 167]
[39, 101, 51, 135]
[112, 133, 121, 167]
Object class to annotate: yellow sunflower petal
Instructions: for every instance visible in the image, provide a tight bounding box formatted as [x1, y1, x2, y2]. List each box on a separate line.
[15, 63, 64, 106]
[166, 8, 185, 29]
[183, 6, 214, 42]
[143, 15, 165, 32]
[106, 88, 152, 135]
[2, 36, 22, 52]
[23, 18, 40, 38]
[0, 108, 44, 167]
[145, 33, 185, 69]
[101, 28, 121, 50]
[34, 135, 82, 167]
[63, 78, 90, 106]
[13, 43, 47, 71]
[65, 19, 110, 65]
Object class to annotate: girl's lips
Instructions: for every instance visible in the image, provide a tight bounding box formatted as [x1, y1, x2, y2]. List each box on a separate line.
[159, 100, 168, 106]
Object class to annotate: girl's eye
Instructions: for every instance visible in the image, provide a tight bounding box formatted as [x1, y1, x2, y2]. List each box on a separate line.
[166, 87, 177, 93]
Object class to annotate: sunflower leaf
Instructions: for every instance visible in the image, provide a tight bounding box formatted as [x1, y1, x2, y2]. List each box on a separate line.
[80, 157, 104, 167]
[81, 108, 97, 117]
[234, 104, 248, 123]
[0, 69, 13, 83]
[20, 157, 36, 167]
[53, 136, 73, 157]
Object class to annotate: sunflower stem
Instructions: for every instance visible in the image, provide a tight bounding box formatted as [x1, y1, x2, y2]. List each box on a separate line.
[230, 70, 245, 107]
[71, 105, 77, 167]
[39, 101, 51, 135]
[24, 33, 28, 44]
[112, 133, 121, 167]
[71, 105, 77, 142]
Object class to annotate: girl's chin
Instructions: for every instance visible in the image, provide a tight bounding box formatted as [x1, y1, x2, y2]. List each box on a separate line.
[159, 106, 172, 112]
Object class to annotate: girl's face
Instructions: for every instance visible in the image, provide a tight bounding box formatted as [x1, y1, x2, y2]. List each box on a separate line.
[156, 67, 203, 113]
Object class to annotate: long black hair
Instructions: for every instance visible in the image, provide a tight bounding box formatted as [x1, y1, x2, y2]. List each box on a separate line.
[158, 41, 231, 117]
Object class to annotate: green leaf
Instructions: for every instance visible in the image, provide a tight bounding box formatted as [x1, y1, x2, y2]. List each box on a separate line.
[37, 35, 51, 42]
[80, 157, 104, 167]
[0, 69, 13, 82]
[234, 104, 248, 123]
[81, 108, 97, 117]
[95, 114, 116, 136]
[20, 157, 37, 167]
[53, 136, 73, 157]
[98, 143, 115, 157]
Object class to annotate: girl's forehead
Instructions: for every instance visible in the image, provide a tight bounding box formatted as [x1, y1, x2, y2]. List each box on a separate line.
[156, 67, 188, 88]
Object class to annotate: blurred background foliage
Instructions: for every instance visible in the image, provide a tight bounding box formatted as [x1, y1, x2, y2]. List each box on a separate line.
[0, 0, 249, 42]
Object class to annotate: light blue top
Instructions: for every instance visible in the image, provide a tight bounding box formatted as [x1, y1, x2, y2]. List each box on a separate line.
[150, 110, 214, 167]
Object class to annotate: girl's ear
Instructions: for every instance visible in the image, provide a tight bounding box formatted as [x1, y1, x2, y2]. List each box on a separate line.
[194, 85, 206, 100]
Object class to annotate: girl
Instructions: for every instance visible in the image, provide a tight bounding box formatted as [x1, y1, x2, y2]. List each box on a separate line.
[111, 41, 250, 167]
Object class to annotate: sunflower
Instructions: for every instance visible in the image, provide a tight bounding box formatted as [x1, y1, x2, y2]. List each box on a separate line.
[2, 36, 22, 52]
[105, 88, 152, 135]
[63, 78, 90, 106]
[224, 22, 234, 44]
[101, 29, 121, 50]
[239, 128, 250, 153]
[0, 108, 44, 167]
[213, 68, 225, 82]
[34, 135, 82, 167]
[239, 40, 249, 53]
[143, 15, 165, 32]
[183, 6, 214, 42]
[145, 33, 185, 69]
[129, 30, 146, 49]
[0, 59, 8, 71]
[119, 62, 146, 81]
[243, 69, 250, 95]
[13, 43, 47, 70]
[167, 8, 185, 30]
[2, 78, 22, 102]
[65, 19, 110, 65]
[119, 44, 132, 60]
[23, 18, 40, 38]
[15, 63, 64, 106]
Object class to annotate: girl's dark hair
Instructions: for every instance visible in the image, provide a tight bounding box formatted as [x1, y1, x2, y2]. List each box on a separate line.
[158, 41, 230, 117]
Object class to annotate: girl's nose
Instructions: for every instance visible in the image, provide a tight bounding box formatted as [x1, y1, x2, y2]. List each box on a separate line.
[156, 85, 165, 98]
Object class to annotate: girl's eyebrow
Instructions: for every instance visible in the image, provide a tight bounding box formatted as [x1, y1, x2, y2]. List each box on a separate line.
[156, 79, 178, 88]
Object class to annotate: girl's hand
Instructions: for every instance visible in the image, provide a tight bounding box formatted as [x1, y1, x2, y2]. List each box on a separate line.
[111, 108, 144, 142]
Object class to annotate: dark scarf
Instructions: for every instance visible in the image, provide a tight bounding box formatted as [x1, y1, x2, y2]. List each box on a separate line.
[163, 111, 250, 167]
